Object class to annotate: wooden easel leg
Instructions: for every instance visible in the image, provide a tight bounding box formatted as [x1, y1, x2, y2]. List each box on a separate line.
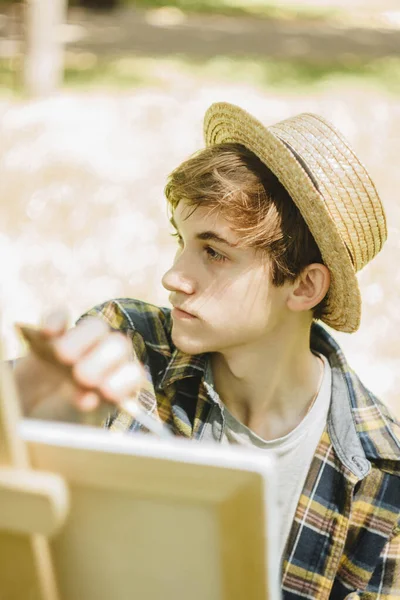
[0, 357, 61, 599]
[0, 533, 58, 600]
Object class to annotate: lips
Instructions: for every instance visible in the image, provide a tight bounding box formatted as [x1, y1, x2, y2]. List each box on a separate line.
[169, 295, 198, 319]
[174, 306, 195, 316]
[171, 305, 197, 319]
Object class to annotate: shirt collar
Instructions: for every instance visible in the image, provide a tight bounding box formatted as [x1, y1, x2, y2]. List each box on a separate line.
[157, 322, 400, 470]
[311, 323, 400, 469]
[158, 348, 208, 391]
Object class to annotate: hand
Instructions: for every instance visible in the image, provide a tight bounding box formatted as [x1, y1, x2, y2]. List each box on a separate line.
[14, 311, 143, 419]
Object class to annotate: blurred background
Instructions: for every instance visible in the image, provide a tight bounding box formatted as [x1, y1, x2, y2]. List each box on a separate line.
[0, 0, 399, 414]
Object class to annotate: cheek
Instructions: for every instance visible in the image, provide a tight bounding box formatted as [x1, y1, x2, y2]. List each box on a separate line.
[214, 276, 271, 317]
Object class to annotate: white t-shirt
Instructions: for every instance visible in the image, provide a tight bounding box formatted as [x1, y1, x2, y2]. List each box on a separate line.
[221, 353, 332, 556]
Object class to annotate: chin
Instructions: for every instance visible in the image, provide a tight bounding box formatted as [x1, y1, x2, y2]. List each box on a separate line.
[171, 330, 210, 355]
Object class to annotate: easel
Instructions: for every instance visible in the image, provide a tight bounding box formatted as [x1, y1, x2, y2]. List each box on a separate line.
[0, 344, 279, 600]
[0, 356, 69, 600]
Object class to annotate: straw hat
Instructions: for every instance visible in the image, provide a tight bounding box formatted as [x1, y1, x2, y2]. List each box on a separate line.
[203, 102, 387, 333]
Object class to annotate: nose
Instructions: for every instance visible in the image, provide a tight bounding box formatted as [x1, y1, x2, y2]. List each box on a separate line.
[162, 254, 196, 295]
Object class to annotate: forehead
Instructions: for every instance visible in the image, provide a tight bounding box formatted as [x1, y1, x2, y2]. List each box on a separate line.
[173, 202, 234, 236]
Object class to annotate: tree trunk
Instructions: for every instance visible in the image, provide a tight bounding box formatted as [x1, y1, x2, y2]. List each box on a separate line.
[23, 0, 67, 97]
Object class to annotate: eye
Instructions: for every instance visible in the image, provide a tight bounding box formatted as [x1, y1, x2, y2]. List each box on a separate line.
[205, 246, 226, 262]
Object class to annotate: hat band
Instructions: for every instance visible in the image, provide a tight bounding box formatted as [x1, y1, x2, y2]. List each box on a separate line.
[279, 139, 321, 192]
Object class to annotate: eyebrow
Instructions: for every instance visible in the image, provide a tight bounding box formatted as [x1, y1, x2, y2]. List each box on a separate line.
[169, 217, 238, 248]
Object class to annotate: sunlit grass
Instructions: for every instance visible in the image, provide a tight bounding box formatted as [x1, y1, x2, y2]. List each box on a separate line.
[2, 54, 400, 96]
[68, 0, 340, 21]
[63, 55, 400, 95]
[0, 58, 21, 96]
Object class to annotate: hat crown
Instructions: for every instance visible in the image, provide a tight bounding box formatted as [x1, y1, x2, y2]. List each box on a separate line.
[269, 113, 387, 272]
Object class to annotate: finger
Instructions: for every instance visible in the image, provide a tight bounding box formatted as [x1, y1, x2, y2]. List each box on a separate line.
[53, 317, 110, 364]
[16, 324, 69, 371]
[73, 390, 101, 412]
[72, 333, 131, 388]
[100, 362, 143, 402]
[40, 310, 69, 338]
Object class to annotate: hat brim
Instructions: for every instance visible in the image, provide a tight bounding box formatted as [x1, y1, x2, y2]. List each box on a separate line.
[204, 102, 361, 333]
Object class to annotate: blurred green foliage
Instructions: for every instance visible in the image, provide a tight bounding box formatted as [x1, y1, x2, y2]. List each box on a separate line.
[2, 54, 400, 96]
[0, 1, 398, 96]
[57, 55, 400, 95]
[66, 0, 339, 21]
[121, 0, 338, 20]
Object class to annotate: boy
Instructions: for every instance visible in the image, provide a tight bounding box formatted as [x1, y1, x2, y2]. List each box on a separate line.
[14, 103, 400, 598]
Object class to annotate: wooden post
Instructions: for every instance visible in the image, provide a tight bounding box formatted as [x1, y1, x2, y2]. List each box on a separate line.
[0, 347, 63, 599]
[23, 0, 67, 97]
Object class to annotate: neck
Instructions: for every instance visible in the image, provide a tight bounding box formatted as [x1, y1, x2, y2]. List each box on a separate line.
[211, 317, 324, 440]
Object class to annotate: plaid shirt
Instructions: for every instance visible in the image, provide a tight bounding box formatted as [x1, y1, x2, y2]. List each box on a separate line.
[83, 298, 400, 600]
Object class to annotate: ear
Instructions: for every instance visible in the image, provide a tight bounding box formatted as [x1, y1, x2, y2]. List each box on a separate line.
[286, 264, 331, 313]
